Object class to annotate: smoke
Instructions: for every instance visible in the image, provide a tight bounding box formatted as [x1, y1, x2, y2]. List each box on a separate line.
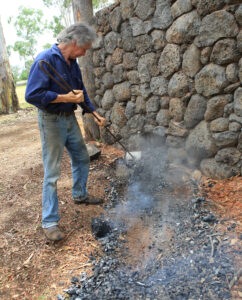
[110, 131, 170, 228]
[109, 129, 194, 257]
[111, 182, 155, 229]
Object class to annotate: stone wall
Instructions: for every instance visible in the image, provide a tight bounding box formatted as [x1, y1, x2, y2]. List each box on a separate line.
[91, 0, 242, 179]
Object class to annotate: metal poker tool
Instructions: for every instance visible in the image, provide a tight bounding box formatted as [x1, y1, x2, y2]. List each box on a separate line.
[38, 60, 135, 160]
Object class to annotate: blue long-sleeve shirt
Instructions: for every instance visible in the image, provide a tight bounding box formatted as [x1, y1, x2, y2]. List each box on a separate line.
[25, 44, 95, 113]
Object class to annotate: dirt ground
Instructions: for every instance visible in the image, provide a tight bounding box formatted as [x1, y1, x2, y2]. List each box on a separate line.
[0, 109, 241, 299]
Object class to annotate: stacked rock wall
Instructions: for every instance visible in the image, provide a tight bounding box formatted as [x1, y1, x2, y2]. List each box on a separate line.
[91, 0, 242, 179]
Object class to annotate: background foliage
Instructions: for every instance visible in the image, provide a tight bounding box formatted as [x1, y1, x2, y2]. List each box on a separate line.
[8, 0, 112, 82]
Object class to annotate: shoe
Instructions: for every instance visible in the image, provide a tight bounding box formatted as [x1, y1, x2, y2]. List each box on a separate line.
[74, 194, 103, 205]
[43, 225, 65, 241]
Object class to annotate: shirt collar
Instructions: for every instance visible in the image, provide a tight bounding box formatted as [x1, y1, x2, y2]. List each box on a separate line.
[51, 44, 76, 65]
[51, 44, 66, 62]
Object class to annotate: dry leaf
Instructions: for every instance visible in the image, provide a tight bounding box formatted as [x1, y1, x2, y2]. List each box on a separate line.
[230, 239, 238, 246]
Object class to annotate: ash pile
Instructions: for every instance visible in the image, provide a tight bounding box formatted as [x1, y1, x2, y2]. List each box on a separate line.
[58, 133, 240, 300]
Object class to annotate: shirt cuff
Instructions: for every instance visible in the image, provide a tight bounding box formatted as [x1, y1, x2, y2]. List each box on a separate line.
[42, 91, 59, 106]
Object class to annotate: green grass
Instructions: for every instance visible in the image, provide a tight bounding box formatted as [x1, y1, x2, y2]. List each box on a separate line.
[16, 85, 33, 109]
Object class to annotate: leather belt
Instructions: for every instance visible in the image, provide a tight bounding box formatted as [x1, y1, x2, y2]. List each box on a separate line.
[45, 110, 74, 117]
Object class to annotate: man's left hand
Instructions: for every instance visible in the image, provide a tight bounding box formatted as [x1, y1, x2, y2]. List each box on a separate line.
[93, 112, 106, 127]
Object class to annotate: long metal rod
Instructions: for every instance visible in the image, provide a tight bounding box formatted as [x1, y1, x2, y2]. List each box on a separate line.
[38, 60, 134, 159]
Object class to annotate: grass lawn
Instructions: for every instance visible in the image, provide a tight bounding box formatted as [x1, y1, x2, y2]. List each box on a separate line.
[16, 85, 33, 109]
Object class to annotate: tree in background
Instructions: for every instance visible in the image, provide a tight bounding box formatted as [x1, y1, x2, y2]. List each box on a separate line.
[42, 43, 53, 50]
[93, 0, 110, 10]
[8, 6, 47, 80]
[42, 0, 73, 37]
[72, 0, 100, 141]
[42, 0, 110, 32]
[47, 16, 65, 38]
[0, 17, 19, 113]
[7, 0, 112, 83]
[71, 0, 116, 141]
[43, 0, 73, 27]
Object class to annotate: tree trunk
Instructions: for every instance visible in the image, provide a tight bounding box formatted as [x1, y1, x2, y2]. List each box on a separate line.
[0, 17, 19, 114]
[72, 0, 94, 23]
[72, 0, 100, 141]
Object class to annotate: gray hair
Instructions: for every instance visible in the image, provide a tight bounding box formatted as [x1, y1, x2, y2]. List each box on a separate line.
[57, 22, 96, 46]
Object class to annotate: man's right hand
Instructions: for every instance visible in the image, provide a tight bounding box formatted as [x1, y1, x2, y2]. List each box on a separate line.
[65, 90, 84, 103]
[53, 90, 84, 104]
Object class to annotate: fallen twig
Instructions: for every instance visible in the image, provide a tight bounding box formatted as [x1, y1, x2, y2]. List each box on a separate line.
[89, 242, 99, 248]
[216, 236, 222, 253]
[228, 268, 242, 289]
[72, 262, 92, 271]
[23, 251, 35, 267]
[209, 233, 224, 237]
[60, 229, 75, 242]
[208, 233, 224, 258]
[208, 289, 216, 300]
[209, 236, 215, 258]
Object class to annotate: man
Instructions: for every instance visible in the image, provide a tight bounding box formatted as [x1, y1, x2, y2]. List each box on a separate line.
[25, 22, 106, 241]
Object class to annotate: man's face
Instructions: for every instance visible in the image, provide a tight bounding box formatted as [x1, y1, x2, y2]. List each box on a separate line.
[70, 41, 92, 58]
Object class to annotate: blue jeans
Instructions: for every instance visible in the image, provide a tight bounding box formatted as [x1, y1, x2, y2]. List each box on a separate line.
[38, 110, 90, 228]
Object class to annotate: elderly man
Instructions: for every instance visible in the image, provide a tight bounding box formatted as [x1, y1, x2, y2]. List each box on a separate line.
[25, 22, 106, 241]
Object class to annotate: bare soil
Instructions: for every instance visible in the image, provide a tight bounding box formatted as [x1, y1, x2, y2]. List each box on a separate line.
[0, 109, 241, 299]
